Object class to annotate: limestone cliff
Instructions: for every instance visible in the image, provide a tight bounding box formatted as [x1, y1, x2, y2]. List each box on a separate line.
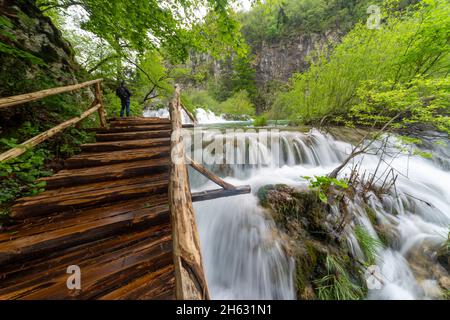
[0, 0, 79, 98]
[253, 31, 339, 84]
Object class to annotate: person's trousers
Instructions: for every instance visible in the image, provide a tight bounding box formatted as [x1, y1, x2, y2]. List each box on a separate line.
[120, 99, 130, 117]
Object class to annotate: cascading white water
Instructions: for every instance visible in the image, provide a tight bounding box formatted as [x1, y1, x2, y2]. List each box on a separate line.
[190, 128, 449, 300]
[143, 107, 226, 124]
[195, 108, 228, 124]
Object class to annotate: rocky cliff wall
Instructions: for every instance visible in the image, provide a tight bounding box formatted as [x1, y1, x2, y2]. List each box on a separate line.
[253, 31, 339, 84]
[0, 0, 80, 98]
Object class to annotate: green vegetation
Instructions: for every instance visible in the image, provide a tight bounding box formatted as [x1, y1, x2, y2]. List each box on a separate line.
[272, 0, 450, 136]
[314, 255, 365, 300]
[302, 175, 349, 204]
[354, 226, 383, 265]
[0, 1, 247, 216]
[36, 0, 247, 62]
[253, 115, 268, 127]
[185, 89, 255, 118]
[240, 0, 383, 44]
[257, 184, 367, 300]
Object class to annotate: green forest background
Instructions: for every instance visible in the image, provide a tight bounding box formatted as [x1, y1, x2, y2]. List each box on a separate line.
[0, 0, 449, 215]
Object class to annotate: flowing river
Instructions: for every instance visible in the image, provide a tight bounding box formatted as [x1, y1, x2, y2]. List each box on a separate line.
[145, 107, 450, 300]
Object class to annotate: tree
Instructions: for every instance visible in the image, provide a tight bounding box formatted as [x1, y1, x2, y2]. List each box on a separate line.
[272, 0, 450, 136]
[36, 0, 247, 62]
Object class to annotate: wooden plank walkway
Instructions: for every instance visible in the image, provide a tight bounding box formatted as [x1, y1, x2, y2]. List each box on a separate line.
[0, 117, 176, 299]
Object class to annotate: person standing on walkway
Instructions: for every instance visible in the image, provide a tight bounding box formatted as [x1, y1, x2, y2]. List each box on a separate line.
[115, 80, 132, 117]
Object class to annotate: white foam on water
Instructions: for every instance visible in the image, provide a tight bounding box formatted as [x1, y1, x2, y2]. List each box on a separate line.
[189, 129, 449, 300]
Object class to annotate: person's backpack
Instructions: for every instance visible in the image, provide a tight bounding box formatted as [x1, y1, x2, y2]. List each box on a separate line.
[116, 86, 129, 100]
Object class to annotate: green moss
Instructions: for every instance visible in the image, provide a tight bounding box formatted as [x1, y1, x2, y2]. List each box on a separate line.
[260, 183, 368, 299]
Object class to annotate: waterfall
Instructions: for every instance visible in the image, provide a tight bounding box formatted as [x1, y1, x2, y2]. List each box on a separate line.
[190, 128, 450, 300]
[143, 107, 227, 124]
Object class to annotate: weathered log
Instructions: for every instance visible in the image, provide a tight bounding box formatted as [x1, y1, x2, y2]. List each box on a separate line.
[95, 82, 107, 128]
[0, 195, 168, 243]
[40, 157, 170, 189]
[99, 264, 175, 300]
[0, 79, 102, 109]
[0, 202, 169, 266]
[96, 130, 171, 142]
[0, 112, 182, 300]
[109, 118, 171, 127]
[95, 124, 172, 133]
[180, 103, 197, 124]
[192, 186, 251, 202]
[0, 103, 101, 162]
[65, 146, 170, 168]
[0, 223, 171, 289]
[187, 156, 236, 190]
[12, 174, 169, 218]
[168, 85, 210, 300]
[0, 229, 173, 299]
[80, 138, 170, 152]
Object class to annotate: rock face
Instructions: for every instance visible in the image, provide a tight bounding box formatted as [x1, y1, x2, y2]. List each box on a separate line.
[188, 30, 339, 90]
[253, 31, 338, 84]
[0, 0, 79, 98]
[0, 0, 83, 131]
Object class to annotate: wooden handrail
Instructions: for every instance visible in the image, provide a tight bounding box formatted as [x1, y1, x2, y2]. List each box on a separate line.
[0, 79, 103, 109]
[180, 103, 197, 124]
[0, 79, 107, 163]
[186, 156, 236, 190]
[168, 85, 210, 300]
[0, 103, 101, 162]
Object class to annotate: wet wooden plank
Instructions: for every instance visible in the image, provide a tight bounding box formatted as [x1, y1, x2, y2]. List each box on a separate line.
[0, 195, 167, 242]
[65, 146, 170, 168]
[108, 117, 171, 125]
[98, 264, 175, 300]
[96, 125, 172, 133]
[12, 174, 169, 218]
[80, 138, 170, 152]
[0, 116, 182, 300]
[0, 204, 169, 266]
[39, 157, 170, 189]
[96, 130, 171, 142]
[0, 224, 171, 288]
[0, 229, 173, 299]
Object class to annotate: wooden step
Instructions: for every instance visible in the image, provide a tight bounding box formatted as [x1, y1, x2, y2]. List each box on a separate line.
[12, 173, 169, 218]
[96, 130, 171, 142]
[1, 195, 168, 242]
[65, 146, 170, 169]
[0, 223, 170, 286]
[108, 118, 171, 127]
[80, 138, 170, 152]
[95, 125, 171, 133]
[99, 264, 175, 300]
[1, 196, 169, 266]
[40, 157, 170, 189]
[0, 224, 173, 299]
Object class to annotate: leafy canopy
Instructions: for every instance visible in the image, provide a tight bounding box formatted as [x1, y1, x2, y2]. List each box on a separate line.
[36, 0, 248, 62]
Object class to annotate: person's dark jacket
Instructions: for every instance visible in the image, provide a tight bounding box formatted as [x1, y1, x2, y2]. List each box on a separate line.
[116, 85, 132, 101]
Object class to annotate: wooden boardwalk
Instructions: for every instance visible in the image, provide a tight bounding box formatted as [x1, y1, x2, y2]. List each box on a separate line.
[0, 117, 175, 299]
[0, 81, 250, 300]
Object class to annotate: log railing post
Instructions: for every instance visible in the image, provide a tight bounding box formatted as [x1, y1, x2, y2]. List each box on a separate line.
[95, 82, 107, 128]
[169, 85, 210, 300]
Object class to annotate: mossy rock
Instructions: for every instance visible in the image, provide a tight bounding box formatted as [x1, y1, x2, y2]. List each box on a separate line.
[257, 184, 327, 234]
[437, 246, 449, 272]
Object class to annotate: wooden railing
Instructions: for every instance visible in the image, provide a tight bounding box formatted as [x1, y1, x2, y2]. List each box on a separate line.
[169, 85, 210, 300]
[0, 79, 107, 162]
[168, 85, 251, 300]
